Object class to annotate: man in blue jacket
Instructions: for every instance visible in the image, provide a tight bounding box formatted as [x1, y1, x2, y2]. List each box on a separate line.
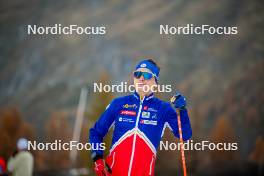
[89, 59, 192, 176]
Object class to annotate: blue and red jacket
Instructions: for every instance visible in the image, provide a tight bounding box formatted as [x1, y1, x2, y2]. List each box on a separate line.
[89, 92, 192, 176]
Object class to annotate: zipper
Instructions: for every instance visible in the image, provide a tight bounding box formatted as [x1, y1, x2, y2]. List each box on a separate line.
[135, 98, 143, 128]
[128, 97, 144, 176]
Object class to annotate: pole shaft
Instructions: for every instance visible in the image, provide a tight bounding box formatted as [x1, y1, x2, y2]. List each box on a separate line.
[176, 109, 187, 176]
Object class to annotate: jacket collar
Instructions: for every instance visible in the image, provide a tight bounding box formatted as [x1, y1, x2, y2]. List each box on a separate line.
[133, 91, 154, 101]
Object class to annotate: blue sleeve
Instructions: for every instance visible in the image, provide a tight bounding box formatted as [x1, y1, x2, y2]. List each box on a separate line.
[164, 103, 192, 141]
[89, 99, 118, 156]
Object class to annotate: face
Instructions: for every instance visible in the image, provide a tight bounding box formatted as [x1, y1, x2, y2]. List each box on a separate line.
[133, 68, 157, 97]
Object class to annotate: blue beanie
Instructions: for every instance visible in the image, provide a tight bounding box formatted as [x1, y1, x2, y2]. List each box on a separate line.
[135, 60, 160, 79]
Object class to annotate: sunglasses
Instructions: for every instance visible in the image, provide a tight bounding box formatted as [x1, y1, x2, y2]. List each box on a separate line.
[133, 71, 155, 80]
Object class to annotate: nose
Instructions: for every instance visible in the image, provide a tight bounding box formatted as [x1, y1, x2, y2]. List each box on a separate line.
[139, 75, 145, 81]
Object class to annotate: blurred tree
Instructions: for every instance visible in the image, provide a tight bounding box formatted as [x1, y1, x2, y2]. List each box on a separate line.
[249, 136, 264, 175]
[209, 117, 239, 167]
[0, 107, 35, 161]
[79, 72, 114, 172]
[0, 107, 22, 138]
[44, 111, 71, 170]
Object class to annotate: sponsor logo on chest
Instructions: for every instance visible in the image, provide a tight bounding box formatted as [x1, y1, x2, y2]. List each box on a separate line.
[142, 111, 150, 118]
[143, 106, 158, 112]
[123, 104, 137, 109]
[120, 110, 136, 116]
[119, 117, 135, 123]
[140, 119, 157, 125]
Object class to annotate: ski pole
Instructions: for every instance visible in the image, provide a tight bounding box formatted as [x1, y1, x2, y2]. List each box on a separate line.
[171, 95, 187, 176]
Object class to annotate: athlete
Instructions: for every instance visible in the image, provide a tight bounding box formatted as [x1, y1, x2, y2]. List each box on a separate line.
[89, 59, 192, 176]
[7, 138, 34, 176]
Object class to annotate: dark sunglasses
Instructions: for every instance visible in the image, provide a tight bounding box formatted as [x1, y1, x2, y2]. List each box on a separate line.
[133, 71, 155, 80]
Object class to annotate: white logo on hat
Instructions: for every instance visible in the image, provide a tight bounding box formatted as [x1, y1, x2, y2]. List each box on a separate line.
[140, 63, 146, 68]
